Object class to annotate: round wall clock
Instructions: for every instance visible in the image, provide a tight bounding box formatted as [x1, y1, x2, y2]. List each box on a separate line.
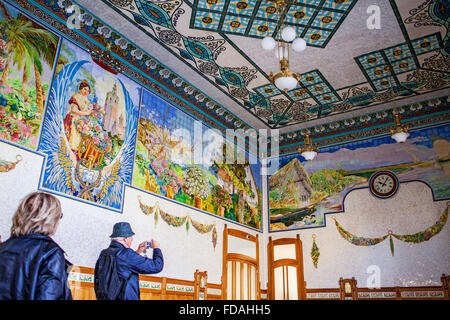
[369, 171, 399, 199]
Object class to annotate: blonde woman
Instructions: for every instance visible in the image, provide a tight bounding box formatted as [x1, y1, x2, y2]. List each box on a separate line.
[0, 192, 72, 300]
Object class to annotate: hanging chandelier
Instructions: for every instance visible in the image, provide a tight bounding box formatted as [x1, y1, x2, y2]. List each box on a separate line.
[390, 110, 409, 143]
[261, 0, 307, 92]
[298, 131, 318, 161]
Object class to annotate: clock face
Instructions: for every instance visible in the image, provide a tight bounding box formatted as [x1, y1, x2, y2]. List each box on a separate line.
[369, 171, 399, 198]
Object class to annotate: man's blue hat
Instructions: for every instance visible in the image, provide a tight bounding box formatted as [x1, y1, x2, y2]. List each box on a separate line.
[110, 222, 135, 238]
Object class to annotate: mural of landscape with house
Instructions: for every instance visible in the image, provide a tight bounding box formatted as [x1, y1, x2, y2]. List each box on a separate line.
[0, 1, 59, 149]
[133, 89, 262, 229]
[269, 123, 450, 231]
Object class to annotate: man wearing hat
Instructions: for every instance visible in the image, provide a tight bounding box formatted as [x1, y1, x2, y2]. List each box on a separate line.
[94, 222, 164, 300]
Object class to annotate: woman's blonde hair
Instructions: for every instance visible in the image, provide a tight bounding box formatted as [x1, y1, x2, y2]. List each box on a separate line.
[11, 192, 63, 237]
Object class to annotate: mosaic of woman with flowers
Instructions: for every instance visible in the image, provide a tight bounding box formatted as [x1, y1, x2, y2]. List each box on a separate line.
[64, 80, 94, 153]
[63, 79, 121, 166]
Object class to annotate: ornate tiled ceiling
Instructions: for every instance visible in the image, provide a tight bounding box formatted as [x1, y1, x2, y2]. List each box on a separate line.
[33, 0, 450, 134]
[190, 0, 357, 47]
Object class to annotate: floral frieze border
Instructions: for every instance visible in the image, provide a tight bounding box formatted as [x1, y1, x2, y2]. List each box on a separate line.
[139, 281, 162, 290]
[357, 291, 397, 299]
[400, 290, 444, 298]
[206, 287, 221, 295]
[68, 272, 94, 283]
[166, 284, 194, 293]
[277, 95, 449, 146]
[306, 292, 341, 299]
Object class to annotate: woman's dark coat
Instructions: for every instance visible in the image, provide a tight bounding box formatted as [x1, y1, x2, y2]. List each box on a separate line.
[0, 233, 73, 300]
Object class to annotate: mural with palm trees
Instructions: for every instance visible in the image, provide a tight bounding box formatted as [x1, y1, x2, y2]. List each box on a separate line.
[0, 0, 59, 149]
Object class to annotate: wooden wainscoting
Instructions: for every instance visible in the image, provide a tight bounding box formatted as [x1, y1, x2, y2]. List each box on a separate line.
[68, 266, 222, 300]
[206, 283, 223, 300]
[68, 266, 96, 300]
[305, 274, 449, 300]
[140, 275, 195, 300]
[68, 266, 449, 300]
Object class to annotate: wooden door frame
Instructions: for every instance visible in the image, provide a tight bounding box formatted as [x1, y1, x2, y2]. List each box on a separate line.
[221, 224, 260, 300]
[267, 235, 306, 300]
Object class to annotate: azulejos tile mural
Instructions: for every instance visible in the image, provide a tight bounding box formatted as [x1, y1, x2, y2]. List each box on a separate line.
[1, 0, 263, 224]
[0, 0, 59, 149]
[268, 123, 450, 231]
[133, 88, 263, 229]
[39, 39, 141, 211]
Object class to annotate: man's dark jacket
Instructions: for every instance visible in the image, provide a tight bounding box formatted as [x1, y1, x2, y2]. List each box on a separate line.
[0, 233, 73, 300]
[95, 241, 164, 300]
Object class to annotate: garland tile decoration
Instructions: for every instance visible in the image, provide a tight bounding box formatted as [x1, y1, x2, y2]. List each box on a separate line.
[311, 233, 319, 268]
[334, 217, 389, 246]
[0, 154, 22, 172]
[138, 196, 218, 250]
[332, 201, 449, 256]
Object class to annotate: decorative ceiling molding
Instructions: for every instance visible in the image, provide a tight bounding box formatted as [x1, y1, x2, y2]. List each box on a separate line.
[97, 0, 450, 129]
[266, 94, 450, 156]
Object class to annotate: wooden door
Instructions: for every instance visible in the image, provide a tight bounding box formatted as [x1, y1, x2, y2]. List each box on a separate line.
[222, 225, 260, 300]
[267, 235, 306, 300]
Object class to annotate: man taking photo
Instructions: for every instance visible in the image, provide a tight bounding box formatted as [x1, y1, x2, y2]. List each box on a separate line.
[94, 222, 164, 300]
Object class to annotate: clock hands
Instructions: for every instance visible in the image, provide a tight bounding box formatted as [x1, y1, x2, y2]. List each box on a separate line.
[375, 176, 393, 192]
[376, 177, 388, 187]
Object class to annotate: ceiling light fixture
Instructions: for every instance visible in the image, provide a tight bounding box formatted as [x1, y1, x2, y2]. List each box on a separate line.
[261, 0, 306, 92]
[298, 131, 318, 161]
[390, 110, 409, 143]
